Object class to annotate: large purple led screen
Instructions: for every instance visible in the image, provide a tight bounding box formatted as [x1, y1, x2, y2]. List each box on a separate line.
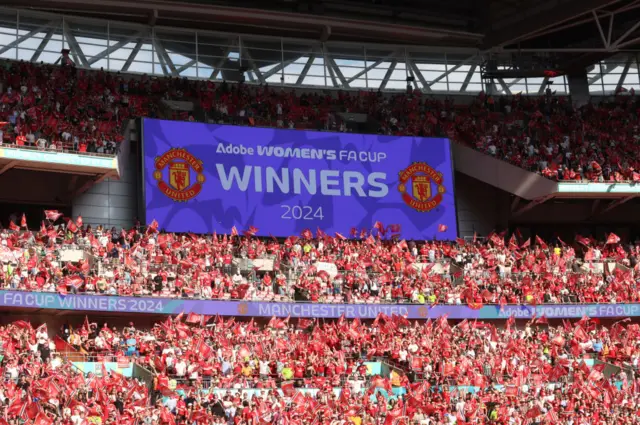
[143, 119, 458, 240]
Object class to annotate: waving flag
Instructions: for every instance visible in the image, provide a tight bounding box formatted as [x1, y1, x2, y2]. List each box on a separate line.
[44, 210, 63, 222]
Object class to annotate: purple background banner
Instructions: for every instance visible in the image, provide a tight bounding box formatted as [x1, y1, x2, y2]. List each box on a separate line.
[143, 119, 458, 239]
[1, 292, 639, 319]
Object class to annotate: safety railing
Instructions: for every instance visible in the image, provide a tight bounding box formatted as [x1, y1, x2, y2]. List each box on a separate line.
[0, 143, 118, 158]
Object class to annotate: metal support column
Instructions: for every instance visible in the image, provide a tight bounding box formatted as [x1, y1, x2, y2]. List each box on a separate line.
[62, 20, 89, 67]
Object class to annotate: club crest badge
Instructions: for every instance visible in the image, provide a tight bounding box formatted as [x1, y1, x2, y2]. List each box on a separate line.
[154, 148, 205, 202]
[398, 162, 445, 212]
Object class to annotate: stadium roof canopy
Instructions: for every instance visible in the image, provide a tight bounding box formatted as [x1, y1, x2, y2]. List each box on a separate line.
[2, 0, 640, 94]
[8, 0, 640, 51]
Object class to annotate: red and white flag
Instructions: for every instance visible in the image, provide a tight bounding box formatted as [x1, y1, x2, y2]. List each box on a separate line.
[67, 219, 78, 233]
[44, 210, 63, 222]
[606, 232, 620, 244]
[437, 224, 448, 232]
[20, 213, 27, 228]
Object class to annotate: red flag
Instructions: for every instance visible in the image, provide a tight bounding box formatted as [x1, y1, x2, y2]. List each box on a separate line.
[387, 224, 401, 233]
[76, 215, 83, 228]
[231, 226, 238, 236]
[12, 320, 32, 330]
[508, 233, 518, 251]
[67, 219, 78, 233]
[117, 356, 130, 369]
[246, 225, 258, 236]
[44, 210, 63, 221]
[297, 318, 313, 329]
[535, 235, 548, 249]
[9, 221, 19, 231]
[36, 323, 48, 335]
[20, 214, 27, 228]
[606, 233, 620, 244]
[532, 315, 549, 325]
[281, 380, 295, 397]
[526, 406, 541, 419]
[544, 410, 558, 423]
[576, 235, 590, 246]
[33, 412, 53, 425]
[520, 238, 531, 249]
[437, 224, 448, 232]
[584, 248, 595, 261]
[185, 312, 202, 324]
[335, 232, 346, 240]
[588, 368, 604, 382]
[574, 325, 589, 342]
[551, 334, 565, 346]
[196, 339, 213, 358]
[489, 233, 504, 247]
[39, 221, 46, 234]
[504, 386, 518, 397]
[147, 219, 159, 233]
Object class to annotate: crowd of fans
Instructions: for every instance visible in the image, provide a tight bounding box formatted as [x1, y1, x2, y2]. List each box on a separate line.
[1, 43, 640, 425]
[0, 213, 638, 306]
[1, 59, 640, 181]
[2, 314, 640, 425]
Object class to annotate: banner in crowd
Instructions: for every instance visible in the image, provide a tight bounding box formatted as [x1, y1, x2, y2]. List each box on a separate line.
[2, 291, 640, 319]
[142, 119, 457, 239]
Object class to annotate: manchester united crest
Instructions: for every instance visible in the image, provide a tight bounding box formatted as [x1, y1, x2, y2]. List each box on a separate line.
[153, 148, 205, 202]
[398, 162, 445, 212]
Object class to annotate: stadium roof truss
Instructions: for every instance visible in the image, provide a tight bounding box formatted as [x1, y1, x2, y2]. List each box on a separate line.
[490, 0, 640, 52]
[0, 7, 639, 95]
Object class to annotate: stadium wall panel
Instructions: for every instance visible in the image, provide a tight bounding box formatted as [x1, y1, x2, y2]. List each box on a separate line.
[454, 172, 508, 238]
[73, 135, 139, 229]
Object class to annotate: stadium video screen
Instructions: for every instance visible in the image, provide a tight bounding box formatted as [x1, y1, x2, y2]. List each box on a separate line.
[142, 118, 458, 239]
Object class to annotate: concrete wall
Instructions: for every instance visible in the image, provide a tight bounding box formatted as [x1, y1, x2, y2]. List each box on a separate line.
[452, 143, 558, 200]
[454, 172, 510, 237]
[72, 120, 139, 229]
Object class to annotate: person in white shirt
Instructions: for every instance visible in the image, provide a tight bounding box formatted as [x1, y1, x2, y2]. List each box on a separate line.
[70, 409, 83, 425]
[398, 347, 408, 363]
[175, 359, 187, 377]
[36, 329, 48, 345]
[455, 399, 466, 417]
[259, 360, 270, 378]
[593, 248, 602, 260]
[94, 335, 105, 350]
[232, 271, 243, 285]
[7, 364, 18, 381]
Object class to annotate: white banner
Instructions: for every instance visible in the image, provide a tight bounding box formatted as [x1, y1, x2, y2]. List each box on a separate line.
[412, 262, 445, 274]
[315, 262, 339, 278]
[251, 258, 274, 271]
[59, 249, 85, 263]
